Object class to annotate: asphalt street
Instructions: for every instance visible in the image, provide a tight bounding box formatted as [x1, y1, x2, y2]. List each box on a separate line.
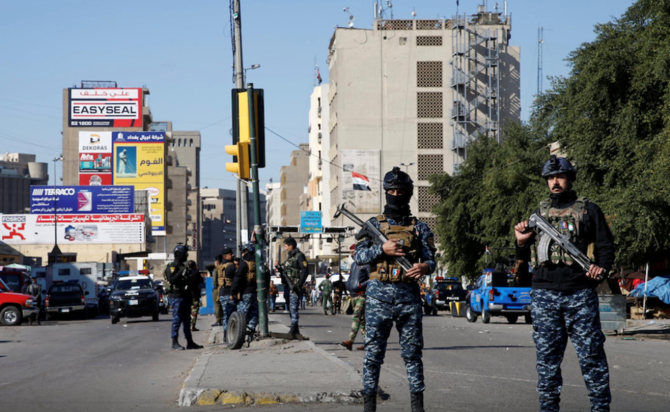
[2, 305, 669, 412]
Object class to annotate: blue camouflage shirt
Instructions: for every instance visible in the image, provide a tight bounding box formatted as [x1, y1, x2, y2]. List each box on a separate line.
[354, 215, 437, 303]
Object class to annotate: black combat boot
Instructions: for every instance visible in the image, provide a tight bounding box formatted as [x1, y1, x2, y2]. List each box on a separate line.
[172, 337, 185, 350]
[288, 323, 300, 337]
[223, 330, 227, 343]
[410, 391, 424, 412]
[186, 339, 203, 350]
[363, 393, 376, 412]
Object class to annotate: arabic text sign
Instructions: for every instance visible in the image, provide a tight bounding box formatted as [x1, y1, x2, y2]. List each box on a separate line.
[300, 211, 323, 234]
[30, 186, 134, 214]
[1, 214, 145, 245]
[69, 88, 142, 128]
[113, 132, 165, 235]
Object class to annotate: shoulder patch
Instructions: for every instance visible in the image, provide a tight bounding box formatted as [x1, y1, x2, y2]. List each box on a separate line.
[303, 261, 308, 267]
[170, 266, 176, 273]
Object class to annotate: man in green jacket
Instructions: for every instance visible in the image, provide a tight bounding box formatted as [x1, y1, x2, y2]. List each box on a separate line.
[319, 274, 333, 315]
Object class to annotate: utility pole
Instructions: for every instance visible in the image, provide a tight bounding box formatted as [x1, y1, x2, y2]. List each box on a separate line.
[247, 84, 268, 337]
[537, 27, 544, 96]
[233, 0, 249, 252]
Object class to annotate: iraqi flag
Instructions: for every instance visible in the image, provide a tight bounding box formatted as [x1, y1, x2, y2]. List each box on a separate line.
[352, 171, 371, 191]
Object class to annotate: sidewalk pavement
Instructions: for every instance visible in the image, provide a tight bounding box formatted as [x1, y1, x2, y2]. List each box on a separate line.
[178, 315, 363, 407]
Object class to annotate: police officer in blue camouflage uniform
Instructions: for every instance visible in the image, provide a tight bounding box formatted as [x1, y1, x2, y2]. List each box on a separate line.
[230, 243, 259, 332]
[279, 237, 309, 336]
[515, 156, 614, 412]
[354, 167, 436, 412]
[165, 244, 203, 351]
[218, 247, 238, 342]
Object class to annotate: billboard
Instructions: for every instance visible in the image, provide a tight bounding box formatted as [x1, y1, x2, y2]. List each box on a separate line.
[69, 88, 142, 128]
[113, 132, 166, 235]
[340, 150, 381, 214]
[79, 131, 113, 185]
[30, 186, 134, 214]
[1, 214, 145, 245]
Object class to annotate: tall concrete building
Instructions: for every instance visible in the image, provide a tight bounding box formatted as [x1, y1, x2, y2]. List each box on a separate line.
[327, 7, 520, 234]
[0, 153, 49, 214]
[302, 85, 332, 259]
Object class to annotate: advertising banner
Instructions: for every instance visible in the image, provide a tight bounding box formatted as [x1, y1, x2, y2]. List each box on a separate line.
[30, 186, 134, 214]
[300, 211, 323, 234]
[340, 150, 381, 214]
[79, 131, 113, 185]
[69, 88, 142, 128]
[1, 214, 145, 245]
[113, 132, 166, 235]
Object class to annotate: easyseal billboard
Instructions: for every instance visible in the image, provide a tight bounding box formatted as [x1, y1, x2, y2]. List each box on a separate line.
[30, 186, 134, 214]
[112, 132, 165, 235]
[69, 88, 142, 128]
[1, 214, 145, 245]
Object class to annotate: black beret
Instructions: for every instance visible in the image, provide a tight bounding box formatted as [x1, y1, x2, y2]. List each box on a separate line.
[221, 247, 234, 255]
[284, 237, 297, 247]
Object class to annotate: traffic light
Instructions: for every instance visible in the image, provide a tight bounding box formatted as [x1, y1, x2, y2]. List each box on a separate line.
[231, 89, 265, 168]
[225, 141, 250, 179]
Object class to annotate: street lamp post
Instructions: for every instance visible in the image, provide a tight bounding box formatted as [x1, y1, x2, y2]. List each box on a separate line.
[52, 155, 63, 249]
[244, 64, 261, 78]
[399, 162, 415, 173]
[337, 234, 345, 278]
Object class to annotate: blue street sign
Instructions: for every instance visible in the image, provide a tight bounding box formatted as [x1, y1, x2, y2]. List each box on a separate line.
[300, 211, 323, 234]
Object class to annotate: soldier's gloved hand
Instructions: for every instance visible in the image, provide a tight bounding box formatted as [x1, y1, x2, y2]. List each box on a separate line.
[382, 239, 405, 257]
[587, 264, 605, 280]
[514, 221, 535, 247]
[405, 263, 429, 279]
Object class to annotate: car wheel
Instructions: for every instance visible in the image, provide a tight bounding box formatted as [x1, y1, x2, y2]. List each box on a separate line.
[152, 311, 159, 322]
[482, 310, 491, 324]
[111, 316, 119, 325]
[46, 313, 53, 321]
[81, 309, 89, 320]
[0, 306, 22, 326]
[506, 315, 518, 324]
[227, 311, 247, 350]
[525, 314, 533, 324]
[465, 304, 478, 323]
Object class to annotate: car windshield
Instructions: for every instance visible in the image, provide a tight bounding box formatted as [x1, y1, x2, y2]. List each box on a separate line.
[115, 278, 153, 291]
[0, 274, 22, 293]
[0, 277, 10, 292]
[50, 284, 81, 293]
[437, 282, 463, 291]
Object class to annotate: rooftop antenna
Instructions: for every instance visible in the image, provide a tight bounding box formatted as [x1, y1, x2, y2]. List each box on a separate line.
[411, 8, 417, 18]
[387, 1, 393, 19]
[537, 27, 544, 95]
[343, 7, 355, 28]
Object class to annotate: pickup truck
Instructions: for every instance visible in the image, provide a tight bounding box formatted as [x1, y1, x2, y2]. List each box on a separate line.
[465, 266, 532, 324]
[45, 281, 89, 320]
[0, 277, 38, 326]
[427, 277, 468, 313]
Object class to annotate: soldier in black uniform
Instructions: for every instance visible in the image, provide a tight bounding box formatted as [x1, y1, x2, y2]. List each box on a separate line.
[218, 247, 239, 341]
[165, 244, 203, 350]
[230, 244, 260, 332]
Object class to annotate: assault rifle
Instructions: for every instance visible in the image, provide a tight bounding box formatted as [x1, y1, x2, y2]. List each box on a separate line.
[274, 265, 300, 295]
[525, 212, 603, 280]
[334, 204, 421, 281]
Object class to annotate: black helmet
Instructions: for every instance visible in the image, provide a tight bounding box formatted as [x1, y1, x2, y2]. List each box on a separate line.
[383, 167, 413, 194]
[240, 243, 254, 253]
[173, 244, 189, 261]
[541, 155, 576, 180]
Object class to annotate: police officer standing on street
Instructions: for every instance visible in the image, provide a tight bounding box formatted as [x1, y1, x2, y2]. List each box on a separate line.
[218, 248, 238, 342]
[165, 244, 203, 350]
[230, 244, 260, 332]
[515, 156, 614, 412]
[354, 167, 436, 412]
[280, 237, 309, 336]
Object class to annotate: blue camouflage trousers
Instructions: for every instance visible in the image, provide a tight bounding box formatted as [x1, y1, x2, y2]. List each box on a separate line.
[363, 294, 425, 394]
[169, 297, 192, 340]
[532, 288, 611, 412]
[219, 295, 237, 332]
[289, 291, 300, 325]
[238, 292, 259, 330]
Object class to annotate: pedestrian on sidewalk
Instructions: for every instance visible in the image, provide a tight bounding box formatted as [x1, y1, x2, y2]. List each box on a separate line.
[514, 156, 614, 412]
[319, 274, 333, 315]
[341, 244, 369, 351]
[211, 255, 224, 327]
[278, 237, 309, 336]
[311, 286, 318, 306]
[300, 283, 308, 309]
[165, 244, 203, 350]
[218, 248, 238, 342]
[355, 167, 436, 412]
[231, 243, 260, 333]
[269, 280, 278, 312]
[189, 260, 204, 332]
[22, 276, 42, 325]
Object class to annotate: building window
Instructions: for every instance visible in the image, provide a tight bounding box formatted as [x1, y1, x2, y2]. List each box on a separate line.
[417, 61, 443, 88]
[80, 268, 92, 275]
[417, 92, 443, 118]
[418, 186, 440, 212]
[58, 269, 71, 276]
[417, 36, 443, 46]
[417, 123, 443, 149]
[418, 154, 444, 180]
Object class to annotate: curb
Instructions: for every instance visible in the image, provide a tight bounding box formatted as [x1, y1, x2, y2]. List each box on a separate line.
[178, 317, 363, 407]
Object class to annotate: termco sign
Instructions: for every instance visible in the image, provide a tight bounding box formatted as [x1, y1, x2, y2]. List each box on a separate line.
[30, 186, 134, 214]
[69, 88, 142, 128]
[1, 214, 145, 245]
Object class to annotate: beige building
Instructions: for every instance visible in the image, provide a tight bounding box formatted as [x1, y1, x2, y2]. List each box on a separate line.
[327, 8, 520, 234]
[0, 153, 49, 215]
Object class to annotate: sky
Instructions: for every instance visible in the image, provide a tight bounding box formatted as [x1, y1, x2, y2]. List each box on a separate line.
[0, 0, 634, 192]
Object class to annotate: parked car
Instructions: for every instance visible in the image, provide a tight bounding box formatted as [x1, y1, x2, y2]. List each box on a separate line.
[45, 280, 89, 320]
[0, 267, 31, 294]
[109, 275, 160, 324]
[0, 277, 38, 326]
[426, 277, 468, 314]
[465, 265, 532, 324]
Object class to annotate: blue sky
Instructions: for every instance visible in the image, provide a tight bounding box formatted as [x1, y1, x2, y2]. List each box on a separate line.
[0, 0, 633, 191]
